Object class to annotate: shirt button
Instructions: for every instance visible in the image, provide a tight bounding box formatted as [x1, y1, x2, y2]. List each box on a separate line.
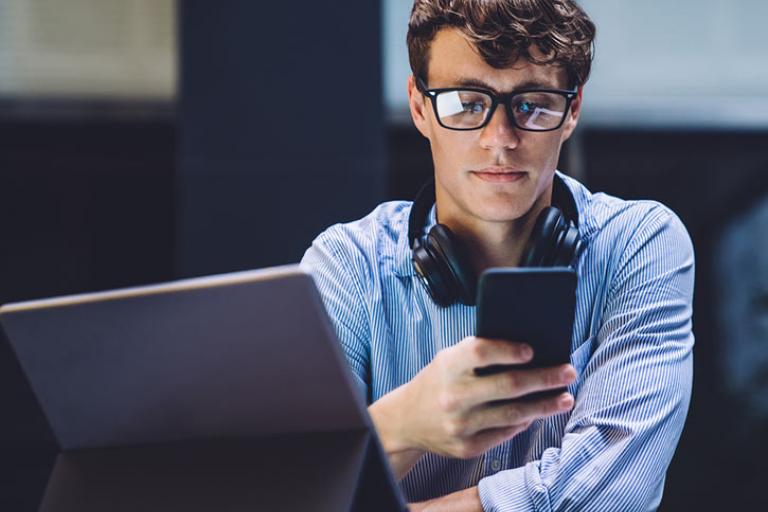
[490, 459, 502, 472]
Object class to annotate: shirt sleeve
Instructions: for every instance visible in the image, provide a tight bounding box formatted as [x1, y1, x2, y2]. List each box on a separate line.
[300, 226, 372, 403]
[478, 205, 695, 512]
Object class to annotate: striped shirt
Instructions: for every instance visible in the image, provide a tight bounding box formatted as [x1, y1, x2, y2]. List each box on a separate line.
[300, 171, 695, 511]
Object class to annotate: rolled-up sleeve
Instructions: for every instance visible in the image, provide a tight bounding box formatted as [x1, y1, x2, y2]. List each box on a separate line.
[478, 206, 695, 511]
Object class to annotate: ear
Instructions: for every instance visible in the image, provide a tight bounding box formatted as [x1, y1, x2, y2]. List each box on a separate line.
[408, 75, 432, 140]
[560, 85, 584, 142]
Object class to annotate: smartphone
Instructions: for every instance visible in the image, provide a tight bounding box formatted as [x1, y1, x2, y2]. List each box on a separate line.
[474, 267, 577, 399]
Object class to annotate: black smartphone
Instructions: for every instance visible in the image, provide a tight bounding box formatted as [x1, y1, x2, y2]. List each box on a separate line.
[474, 267, 577, 399]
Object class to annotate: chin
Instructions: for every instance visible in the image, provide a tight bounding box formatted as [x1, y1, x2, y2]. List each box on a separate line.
[469, 178, 547, 220]
[471, 203, 529, 223]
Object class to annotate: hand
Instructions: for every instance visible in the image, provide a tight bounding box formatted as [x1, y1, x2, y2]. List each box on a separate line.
[371, 336, 576, 462]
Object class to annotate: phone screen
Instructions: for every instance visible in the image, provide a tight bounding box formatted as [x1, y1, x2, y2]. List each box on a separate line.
[474, 267, 577, 387]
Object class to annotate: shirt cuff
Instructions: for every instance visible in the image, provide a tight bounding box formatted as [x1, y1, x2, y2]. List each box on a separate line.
[477, 461, 551, 512]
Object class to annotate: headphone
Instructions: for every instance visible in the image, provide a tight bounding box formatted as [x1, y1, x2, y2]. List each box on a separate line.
[409, 174, 584, 307]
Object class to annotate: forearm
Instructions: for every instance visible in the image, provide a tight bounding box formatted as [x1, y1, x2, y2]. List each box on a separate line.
[369, 386, 425, 479]
[478, 351, 693, 511]
[384, 449, 425, 481]
[410, 486, 483, 512]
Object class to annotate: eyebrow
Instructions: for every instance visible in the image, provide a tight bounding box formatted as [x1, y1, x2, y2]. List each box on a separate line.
[454, 77, 562, 92]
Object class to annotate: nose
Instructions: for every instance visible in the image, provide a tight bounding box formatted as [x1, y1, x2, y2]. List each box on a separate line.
[479, 104, 520, 150]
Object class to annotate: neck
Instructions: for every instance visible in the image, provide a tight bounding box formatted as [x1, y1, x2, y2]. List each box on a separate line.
[436, 183, 553, 275]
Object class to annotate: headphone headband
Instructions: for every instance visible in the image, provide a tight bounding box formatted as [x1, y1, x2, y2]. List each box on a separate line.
[408, 179, 438, 250]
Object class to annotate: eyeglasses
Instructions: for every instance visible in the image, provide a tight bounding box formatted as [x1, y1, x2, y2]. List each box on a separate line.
[416, 77, 577, 132]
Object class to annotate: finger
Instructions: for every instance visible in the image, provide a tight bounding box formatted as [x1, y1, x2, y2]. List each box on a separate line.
[464, 392, 575, 433]
[475, 364, 577, 402]
[461, 336, 534, 370]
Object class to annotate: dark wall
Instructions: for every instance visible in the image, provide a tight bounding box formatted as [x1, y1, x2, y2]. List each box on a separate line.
[0, 118, 176, 303]
[178, 0, 386, 277]
[0, 115, 176, 510]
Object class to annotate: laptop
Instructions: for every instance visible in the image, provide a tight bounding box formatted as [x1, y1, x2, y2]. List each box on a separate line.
[0, 265, 405, 511]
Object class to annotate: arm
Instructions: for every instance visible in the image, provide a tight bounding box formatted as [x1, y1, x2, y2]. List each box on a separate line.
[300, 229, 373, 401]
[409, 486, 483, 512]
[302, 228, 577, 483]
[368, 392, 426, 478]
[478, 207, 695, 511]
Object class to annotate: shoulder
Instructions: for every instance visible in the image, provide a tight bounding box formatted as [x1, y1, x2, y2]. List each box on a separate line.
[558, 172, 691, 254]
[308, 200, 410, 257]
[301, 200, 413, 281]
[558, 173, 694, 306]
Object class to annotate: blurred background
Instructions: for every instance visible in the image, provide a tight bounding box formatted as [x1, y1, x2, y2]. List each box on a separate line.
[1, 0, 766, 509]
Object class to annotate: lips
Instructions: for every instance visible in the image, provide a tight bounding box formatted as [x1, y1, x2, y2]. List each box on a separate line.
[471, 168, 527, 183]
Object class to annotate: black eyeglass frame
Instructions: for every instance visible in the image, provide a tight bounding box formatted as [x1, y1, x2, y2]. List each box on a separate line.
[415, 76, 579, 132]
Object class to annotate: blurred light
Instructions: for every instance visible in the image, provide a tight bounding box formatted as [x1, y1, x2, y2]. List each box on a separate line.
[0, 0, 176, 101]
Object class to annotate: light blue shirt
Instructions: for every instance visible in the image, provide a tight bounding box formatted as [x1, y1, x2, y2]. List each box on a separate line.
[300, 171, 695, 511]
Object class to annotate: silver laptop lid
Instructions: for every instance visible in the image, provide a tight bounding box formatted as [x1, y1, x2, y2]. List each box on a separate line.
[0, 264, 368, 451]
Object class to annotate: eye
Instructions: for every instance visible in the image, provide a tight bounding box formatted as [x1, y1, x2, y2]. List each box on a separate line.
[462, 101, 485, 113]
[516, 101, 535, 114]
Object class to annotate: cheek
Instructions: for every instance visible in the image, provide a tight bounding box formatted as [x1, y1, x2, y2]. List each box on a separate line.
[430, 132, 476, 170]
[524, 132, 564, 168]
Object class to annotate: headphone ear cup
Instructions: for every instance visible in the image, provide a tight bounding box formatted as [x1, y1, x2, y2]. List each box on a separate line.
[553, 224, 582, 266]
[426, 224, 477, 305]
[521, 207, 563, 267]
[412, 237, 453, 307]
[522, 207, 584, 267]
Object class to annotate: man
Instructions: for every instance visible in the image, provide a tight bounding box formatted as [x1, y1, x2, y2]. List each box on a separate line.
[301, 1, 694, 510]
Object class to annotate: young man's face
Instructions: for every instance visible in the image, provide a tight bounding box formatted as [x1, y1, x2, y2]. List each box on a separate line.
[408, 28, 583, 228]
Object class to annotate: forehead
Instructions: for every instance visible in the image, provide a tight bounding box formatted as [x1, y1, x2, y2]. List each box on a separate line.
[426, 28, 567, 90]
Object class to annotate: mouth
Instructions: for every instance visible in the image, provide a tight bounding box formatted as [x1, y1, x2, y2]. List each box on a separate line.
[470, 167, 527, 183]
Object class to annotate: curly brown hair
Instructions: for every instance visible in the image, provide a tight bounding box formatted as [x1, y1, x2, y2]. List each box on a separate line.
[407, 0, 596, 88]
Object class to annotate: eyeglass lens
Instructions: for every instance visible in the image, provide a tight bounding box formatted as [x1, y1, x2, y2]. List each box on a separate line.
[435, 90, 567, 130]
